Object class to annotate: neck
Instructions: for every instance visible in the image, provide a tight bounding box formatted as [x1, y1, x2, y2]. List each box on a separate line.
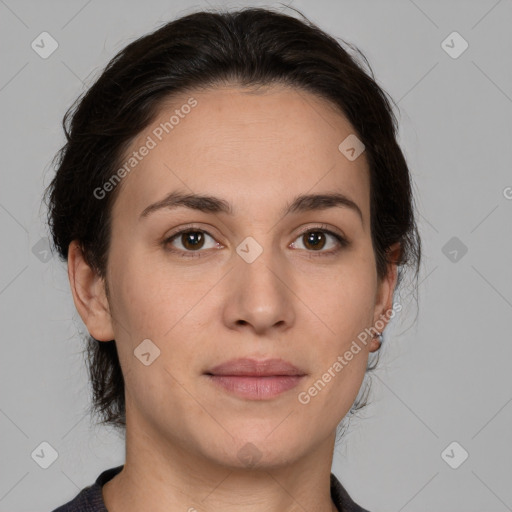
[102, 410, 339, 512]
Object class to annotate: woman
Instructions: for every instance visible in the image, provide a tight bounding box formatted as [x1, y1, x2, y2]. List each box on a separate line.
[46, 6, 421, 512]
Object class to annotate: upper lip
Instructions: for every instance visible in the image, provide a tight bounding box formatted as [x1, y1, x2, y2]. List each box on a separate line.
[205, 358, 307, 377]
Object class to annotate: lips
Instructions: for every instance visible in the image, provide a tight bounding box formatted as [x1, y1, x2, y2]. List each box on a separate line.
[204, 358, 307, 400]
[205, 357, 307, 377]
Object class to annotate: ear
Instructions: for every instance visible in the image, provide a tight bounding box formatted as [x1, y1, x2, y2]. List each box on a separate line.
[67, 241, 115, 342]
[369, 242, 401, 353]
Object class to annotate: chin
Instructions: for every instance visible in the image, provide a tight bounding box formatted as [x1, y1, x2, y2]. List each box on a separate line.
[202, 426, 307, 469]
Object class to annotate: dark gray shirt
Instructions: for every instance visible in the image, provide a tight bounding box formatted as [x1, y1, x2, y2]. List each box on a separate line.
[51, 465, 370, 512]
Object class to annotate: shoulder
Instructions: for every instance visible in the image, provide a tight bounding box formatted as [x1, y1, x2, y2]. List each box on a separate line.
[50, 465, 124, 512]
[50, 484, 99, 512]
[330, 473, 372, 512]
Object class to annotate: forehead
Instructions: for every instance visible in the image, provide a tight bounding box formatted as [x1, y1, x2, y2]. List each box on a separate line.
[111, 84, 370, 224]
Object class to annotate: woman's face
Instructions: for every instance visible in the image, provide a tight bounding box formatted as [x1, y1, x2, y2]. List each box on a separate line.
[75, 84, 397, 468]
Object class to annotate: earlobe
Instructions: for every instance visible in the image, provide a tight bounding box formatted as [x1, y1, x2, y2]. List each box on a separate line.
[67, 241, 115, 342]
[369, 242, 401, 352]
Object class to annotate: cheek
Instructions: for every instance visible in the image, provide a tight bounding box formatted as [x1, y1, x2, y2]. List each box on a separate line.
[107, 256, 199, 415]
[295, 331, 369, 439]
[310, 259, 377, 340]
[109, 250, 185, 334]
[297, 251, 376, 402]
[107, 252, 212, 391]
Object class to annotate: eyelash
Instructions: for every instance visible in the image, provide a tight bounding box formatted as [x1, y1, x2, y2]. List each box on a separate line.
[163, 224, 349, 259]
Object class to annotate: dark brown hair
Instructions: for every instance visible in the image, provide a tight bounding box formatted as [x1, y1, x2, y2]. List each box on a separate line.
[44, 6, 421, 437]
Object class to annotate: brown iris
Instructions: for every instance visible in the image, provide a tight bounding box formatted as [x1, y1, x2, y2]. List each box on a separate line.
[302, 231, 326, 251]
[180, 231, 205, 250]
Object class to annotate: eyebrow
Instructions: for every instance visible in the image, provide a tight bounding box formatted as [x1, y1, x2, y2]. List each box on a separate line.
[139, 190, 363, 223]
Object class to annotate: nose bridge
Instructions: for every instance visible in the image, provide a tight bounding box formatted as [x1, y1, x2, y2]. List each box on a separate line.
[236, 233, 287, 296]
[225, 232, 295, 332]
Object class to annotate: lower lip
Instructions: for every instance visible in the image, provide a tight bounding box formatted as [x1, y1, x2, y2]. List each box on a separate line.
[205, 375, 305, 399]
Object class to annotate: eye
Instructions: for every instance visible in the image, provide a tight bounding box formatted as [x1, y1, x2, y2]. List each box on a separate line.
[164, 228, 220, 258]
[163, 224, 348, 259]
[290, 226, 348, 256]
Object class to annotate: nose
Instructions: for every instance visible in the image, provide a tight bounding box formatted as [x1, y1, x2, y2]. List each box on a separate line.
[222, 249, 296, 336]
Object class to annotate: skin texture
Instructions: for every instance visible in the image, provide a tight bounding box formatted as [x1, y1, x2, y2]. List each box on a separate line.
[68, 84, 399, 512]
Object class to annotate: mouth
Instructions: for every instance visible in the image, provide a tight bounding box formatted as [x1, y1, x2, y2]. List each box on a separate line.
[203, 358, 307, 400]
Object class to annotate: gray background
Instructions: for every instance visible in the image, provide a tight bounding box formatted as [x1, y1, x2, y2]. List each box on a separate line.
[1, 0, 511, 511]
